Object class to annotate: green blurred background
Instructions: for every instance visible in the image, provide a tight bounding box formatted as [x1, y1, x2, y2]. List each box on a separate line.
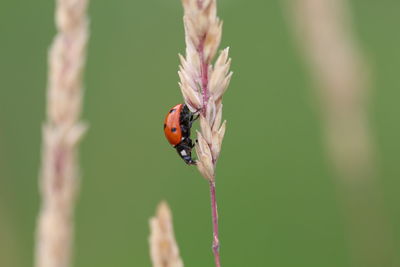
[0, 0, 399, 266]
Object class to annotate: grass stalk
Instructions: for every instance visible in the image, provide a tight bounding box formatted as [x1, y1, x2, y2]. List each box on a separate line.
[209, 181, 220, 267]
[178, 0, 232, 265]
[34, 0, 89, 266]
[286, 0, 398, 265]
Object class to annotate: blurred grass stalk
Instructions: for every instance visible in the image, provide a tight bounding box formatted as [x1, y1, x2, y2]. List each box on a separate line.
[287, 0, 397, 266]
[149, 202, 184, 267]
[35, 0, 89, 267]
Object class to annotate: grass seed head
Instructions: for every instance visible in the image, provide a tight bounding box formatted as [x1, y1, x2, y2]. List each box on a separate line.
[149, 202, 184, 267]
[178, 0, 232, 181]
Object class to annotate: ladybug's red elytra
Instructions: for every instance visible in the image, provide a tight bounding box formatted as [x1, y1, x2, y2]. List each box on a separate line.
[164, 104, 198, 165]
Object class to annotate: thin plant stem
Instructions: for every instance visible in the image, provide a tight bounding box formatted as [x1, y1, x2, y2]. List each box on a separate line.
[209, 180, 221, 267]
[199, 32, 221, 266]
[199, 29, 221, 266]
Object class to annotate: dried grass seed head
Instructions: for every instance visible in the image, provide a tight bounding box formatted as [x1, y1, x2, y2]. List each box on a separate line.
[149, 202, 184, 267]
[178, 0, 232, 180]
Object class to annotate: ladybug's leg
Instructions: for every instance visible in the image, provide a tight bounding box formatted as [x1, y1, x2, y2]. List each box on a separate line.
[191, 139, 197, 148]
[175, 139, 196, 165]
[191, 114, 199, 122]
[191, 107, 201, 120]
[186, 138, 195, 149]
[187, 114, 199, 129]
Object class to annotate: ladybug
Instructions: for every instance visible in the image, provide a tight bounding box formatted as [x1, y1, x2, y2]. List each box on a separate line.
[164, 104, 198, 165]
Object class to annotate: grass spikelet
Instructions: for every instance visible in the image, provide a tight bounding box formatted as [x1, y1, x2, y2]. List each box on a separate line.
[149, 202, 184, 267]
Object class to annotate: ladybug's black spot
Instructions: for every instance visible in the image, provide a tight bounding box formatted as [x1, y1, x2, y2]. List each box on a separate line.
[169, 109, 176, 113]
[171, 127, 177, 132]
[163, 124, 166, 129]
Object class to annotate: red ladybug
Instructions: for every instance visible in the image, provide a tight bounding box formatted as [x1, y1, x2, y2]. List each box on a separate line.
[164, 104, 197, 165]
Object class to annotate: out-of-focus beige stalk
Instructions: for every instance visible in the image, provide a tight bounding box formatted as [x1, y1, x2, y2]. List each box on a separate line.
[287, 0, 398, 266]
[178, 1, 232, 266]
[35, 0, 89, 267]
[149, 202, 184, 267]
